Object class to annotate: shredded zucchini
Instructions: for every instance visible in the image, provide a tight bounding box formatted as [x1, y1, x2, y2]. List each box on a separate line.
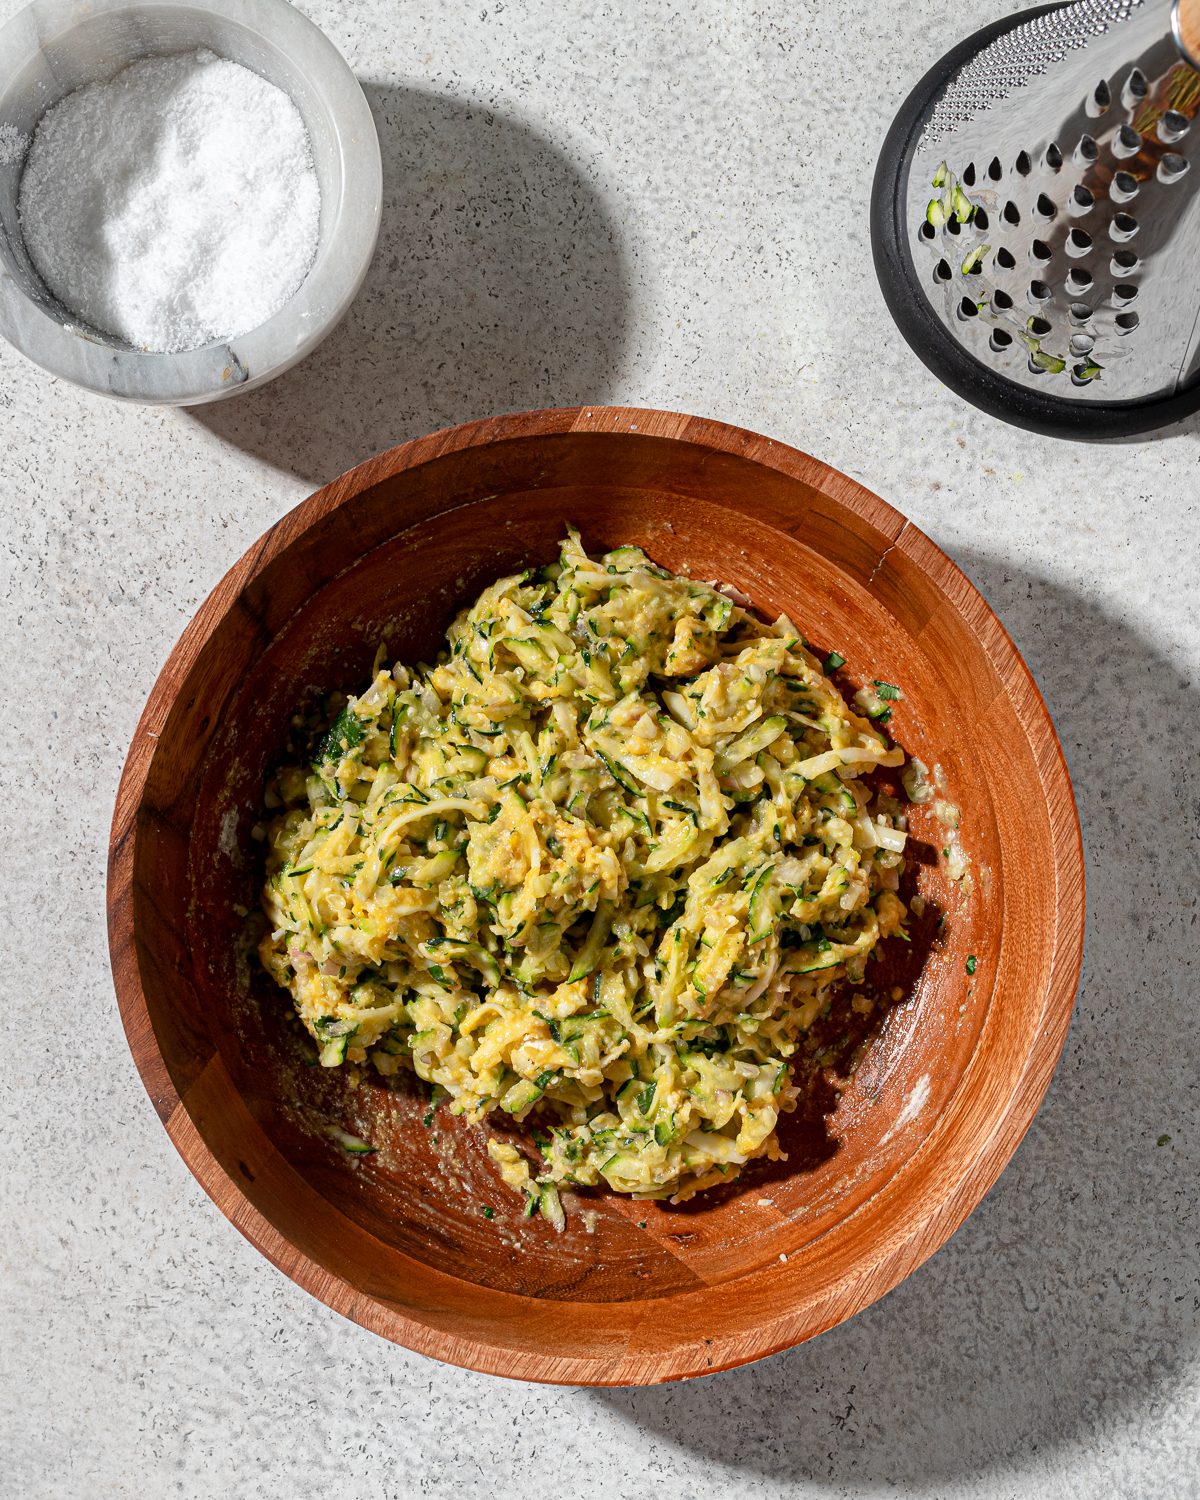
[258, 531, 911, 1207]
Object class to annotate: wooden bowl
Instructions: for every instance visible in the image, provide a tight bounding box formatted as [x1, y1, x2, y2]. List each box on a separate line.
[107, 407, 1084, 1385]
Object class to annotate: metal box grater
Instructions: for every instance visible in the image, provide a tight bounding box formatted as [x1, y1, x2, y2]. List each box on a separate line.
[872, 0, 1200, 435]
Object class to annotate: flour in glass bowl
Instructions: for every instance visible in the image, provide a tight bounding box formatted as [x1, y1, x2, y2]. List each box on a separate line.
[17, 49, 321, 354]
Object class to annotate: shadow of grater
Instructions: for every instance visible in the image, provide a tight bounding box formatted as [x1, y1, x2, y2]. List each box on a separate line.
[872, 0, 1200, 436]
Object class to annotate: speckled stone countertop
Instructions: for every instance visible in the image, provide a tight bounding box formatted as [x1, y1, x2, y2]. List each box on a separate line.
[2, 1, 1197, 1495]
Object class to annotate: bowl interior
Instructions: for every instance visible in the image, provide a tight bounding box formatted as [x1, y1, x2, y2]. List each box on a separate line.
[189, 487, 1000, 1301]
[0, 0, 380, 403]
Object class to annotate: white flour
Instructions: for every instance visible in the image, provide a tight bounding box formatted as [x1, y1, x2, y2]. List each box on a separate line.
[17, 49, 320, 353]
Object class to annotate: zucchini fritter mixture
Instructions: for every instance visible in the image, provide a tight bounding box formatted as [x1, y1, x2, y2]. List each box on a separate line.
[258, 531, 911, 1213]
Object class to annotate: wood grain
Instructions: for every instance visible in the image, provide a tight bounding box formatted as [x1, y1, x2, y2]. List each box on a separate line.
[1178, 0, 1200, 66]
[106, 407, 1084, 1385]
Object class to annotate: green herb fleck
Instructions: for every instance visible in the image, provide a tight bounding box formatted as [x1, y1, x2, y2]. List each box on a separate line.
[313, 706, 363, 767]
[1157, 1134, 1172, 1147]
[823, 651, 846, 674]
[965, 955, 977, 975]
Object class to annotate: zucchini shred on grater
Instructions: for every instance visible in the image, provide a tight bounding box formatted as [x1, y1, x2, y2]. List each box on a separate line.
[872, 0, 1200, 436]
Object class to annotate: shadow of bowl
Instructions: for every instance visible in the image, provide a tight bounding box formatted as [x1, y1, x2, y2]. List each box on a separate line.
[591, 552, 1199, 1476]
[188, 84, 632, 482]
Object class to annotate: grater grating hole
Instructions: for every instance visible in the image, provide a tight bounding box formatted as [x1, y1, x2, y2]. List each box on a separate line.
[1116, 311, 1140, 333]
[1043, 144, 1063, 173]
[957, 297, 979, 320]
[1113, 283, 1139, 305]
[993, 288, 1014, 310]
[1111, 249, 1139, 273]
[1070, 333, 1095, 355]
[1071, 364, 1097, 386]
[1074, 135, 1099, 167]
[989, 329, 1013, 351]
[1069, 184, 1095, 215]
[1111, 212, 1139, 240]
[1066, 228, 1093, 257]
[1086, 80, 1111, 119]
[996, 246, 1016, 270]
[1113, 125, 1142, 160]
[1035, 193, 1058, 221]
[974, 207, 990, 231]
[934, 259, 952, 283]
[1029, 238, 1053, 265]
[1066, 267, 1094, 293]
[989, 156, 1004, 180]
[920, 221, 935, 242]
[1069, 302, 1094, 324]
[1121, 68, 1148, 112]
[1158, 111, 1190, 145]
[947, 215, 962, 236]
[1029, 279, 1052, 303]
[1028, 316, 1052, 337]
[1003, 200, 1021, 226]
[1158, 154, 1190, 183]
[924, 1, 1147, 145]
[1111, 172, 1140, 203]
[1015, 151, 1032, 177]
[962, 162, 977, 186]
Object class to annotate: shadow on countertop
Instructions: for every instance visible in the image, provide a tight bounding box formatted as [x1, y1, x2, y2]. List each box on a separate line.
[1087, 404, 1200, 446]
[188, 84, 631, 485]
[591, 555, 1200, 1487]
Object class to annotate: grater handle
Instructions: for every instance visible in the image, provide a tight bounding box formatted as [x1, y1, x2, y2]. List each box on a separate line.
[1175, 0, 1200, 68]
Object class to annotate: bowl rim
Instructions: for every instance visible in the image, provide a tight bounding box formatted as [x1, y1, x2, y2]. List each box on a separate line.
[106, 406, 1086, 1384]
[0, 0, 382, 405]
